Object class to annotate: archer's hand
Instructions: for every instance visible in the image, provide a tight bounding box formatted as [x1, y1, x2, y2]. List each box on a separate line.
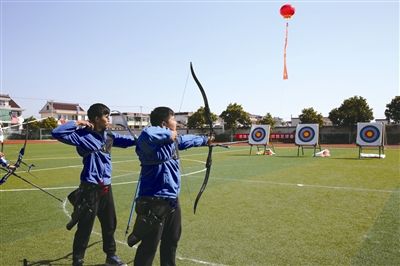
[170, 130, 178, 141]
[76, 120, 94, 129]
[7, 164, 16, 170]
[207, 135, 215, 145]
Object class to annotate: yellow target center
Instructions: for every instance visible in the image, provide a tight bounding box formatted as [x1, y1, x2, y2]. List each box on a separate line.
[366, 131, 374, 138]
[255, 132, 262, 138]
[303, 131, 310, 137]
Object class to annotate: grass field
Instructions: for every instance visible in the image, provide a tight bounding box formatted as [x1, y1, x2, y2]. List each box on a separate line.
[0, 142, 399, 266]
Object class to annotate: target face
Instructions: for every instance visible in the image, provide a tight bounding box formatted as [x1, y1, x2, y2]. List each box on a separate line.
[357, 123, 383, 146]
[252, 128, 266, 141]
[295, 124, 319, 145]
[249, 125, 270, 145]
[360, 126, 380, 143]
[298, 127, 315, 142]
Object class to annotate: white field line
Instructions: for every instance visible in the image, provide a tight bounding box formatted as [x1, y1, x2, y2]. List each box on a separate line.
[14, 159, 137, 174]
[0, 164, 206, 193]
[0, 173, 137, 192]
[21, 147, 248, 162]
[214, 177, 399, 194]
[13, 147, 246, 175]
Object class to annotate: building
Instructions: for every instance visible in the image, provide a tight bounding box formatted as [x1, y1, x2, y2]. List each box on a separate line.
[175, 112, 194, 128]
[290, 117, 332, 127]
[248, 113, 262, 124]
[110, 112, 150, 129]
[39, 101, 86, 124]
[0, 94, 24, 126]
[125, 112, 150, 129]
[375, 118, 389, 124]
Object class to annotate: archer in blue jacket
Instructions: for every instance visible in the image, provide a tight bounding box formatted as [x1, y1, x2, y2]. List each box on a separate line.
[52, 103, 135, 266]
[127, 106, 211, 266]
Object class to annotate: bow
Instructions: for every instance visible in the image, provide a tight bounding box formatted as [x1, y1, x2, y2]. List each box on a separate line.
[0, 124, 28, 185]
[0, 125, 63, 203]
[190, 62, 215, 214]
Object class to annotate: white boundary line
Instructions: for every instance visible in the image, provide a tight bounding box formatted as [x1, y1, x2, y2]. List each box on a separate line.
[214, 177, 399, 194]
[0, 168, 207, 192]
[20, 147, 248, 162]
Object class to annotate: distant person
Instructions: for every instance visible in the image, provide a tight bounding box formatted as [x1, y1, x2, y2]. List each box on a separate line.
[127, 106, 213, 266]
[52, 103, 135, 266]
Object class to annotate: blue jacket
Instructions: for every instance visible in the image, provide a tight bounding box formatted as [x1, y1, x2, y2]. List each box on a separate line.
[52, 121, 136, 185]
[136, 126, 208, 199]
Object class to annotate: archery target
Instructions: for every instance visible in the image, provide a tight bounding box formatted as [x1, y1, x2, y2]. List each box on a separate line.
[356, 123, 383, 146]
[295, 124, 319, 145]
[249, 125, 270, 145]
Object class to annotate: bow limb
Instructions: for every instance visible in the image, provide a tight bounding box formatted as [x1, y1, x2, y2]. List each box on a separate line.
[15, 124, 29, 168]
[0, 124, 28, 184]
[190, 62, 214, 214]
[0, 170, 12, 185]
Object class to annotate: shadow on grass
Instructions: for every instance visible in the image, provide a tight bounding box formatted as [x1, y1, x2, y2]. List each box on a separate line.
[21, 240, 127, 266]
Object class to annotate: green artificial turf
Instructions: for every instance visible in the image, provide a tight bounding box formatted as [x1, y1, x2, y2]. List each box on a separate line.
[0, 143, 399, 265]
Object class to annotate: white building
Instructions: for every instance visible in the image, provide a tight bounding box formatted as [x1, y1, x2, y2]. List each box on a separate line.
[39, 101, 86, 124]
[0, 94, 24, 126]
[110, 112, 150, 129]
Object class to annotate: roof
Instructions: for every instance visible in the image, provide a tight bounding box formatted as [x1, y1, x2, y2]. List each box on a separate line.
[0, 94, 21, 108]
[51, 102, 85, 111]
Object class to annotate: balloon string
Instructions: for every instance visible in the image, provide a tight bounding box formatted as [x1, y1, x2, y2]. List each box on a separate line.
[283, 22, 289, 80]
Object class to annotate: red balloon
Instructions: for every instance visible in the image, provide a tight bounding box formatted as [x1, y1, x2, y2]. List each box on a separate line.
[280, 4, 295, 19]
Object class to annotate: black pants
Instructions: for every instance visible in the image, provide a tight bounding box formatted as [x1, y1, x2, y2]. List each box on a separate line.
[134, 199, 181, 266]
[72, 183, 117, 260]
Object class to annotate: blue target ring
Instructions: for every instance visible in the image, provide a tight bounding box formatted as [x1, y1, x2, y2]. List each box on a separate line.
[251, 127, 266, 142]
[298, 126, 315, 143]
[360, 125, 380, 143]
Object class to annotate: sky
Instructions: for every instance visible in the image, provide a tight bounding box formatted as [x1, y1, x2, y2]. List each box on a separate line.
[1, 0, 399, 121]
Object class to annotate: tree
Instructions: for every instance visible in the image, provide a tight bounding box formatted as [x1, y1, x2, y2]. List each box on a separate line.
[385, 96, 400, 124]
[23, 116, 58, 130]
[187, 107, 218, 129]
[299, 107, 324, 127]
[23, 116, 40, 129]
[258, 113, 276, 128]
[220, 103, 251, 130]
[328, 96, 374, 127]
[40, 117, 58, 129]
[328, 108, 342, 126]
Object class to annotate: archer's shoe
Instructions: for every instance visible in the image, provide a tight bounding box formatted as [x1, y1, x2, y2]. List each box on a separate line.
[105, 255, 127, 266]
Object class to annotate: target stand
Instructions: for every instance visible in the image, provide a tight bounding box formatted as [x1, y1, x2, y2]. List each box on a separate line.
[248, 125, 275, 155]
[295, 124, 321, 157]
[356, 123, 386, 159]
[296, 144, 321, 157]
